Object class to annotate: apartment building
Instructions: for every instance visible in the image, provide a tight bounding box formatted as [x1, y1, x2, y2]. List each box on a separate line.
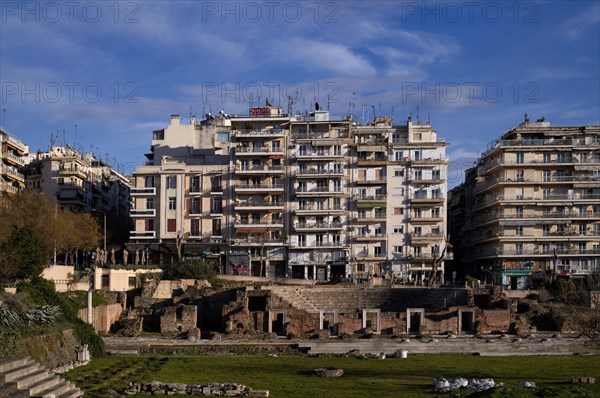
[288, 111, 352, 281]
[0, 128, 28, 195]
[129, 107, 451, 283]
[24, 146, 130, 216]
[129, 114, 230, 270]
[455, 116, 600, 288]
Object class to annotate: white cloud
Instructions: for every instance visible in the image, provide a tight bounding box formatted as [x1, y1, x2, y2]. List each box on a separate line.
[562, 3, 600, 40]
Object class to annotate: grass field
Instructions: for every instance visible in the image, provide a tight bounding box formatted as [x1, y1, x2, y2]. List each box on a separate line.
[64, 354, 600, 397]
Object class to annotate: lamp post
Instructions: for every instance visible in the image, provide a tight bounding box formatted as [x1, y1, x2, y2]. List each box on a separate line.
[92, 208, 107, 252]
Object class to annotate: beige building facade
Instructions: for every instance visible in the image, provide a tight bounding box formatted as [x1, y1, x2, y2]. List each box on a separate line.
[461, 116, 600, 288]
[129, 107, 451, 282]
[0, 128, 28, 195]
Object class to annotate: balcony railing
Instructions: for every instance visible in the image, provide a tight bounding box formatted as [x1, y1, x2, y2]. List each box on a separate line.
[356, 194, 387, 201]
[296, 186, 343, 194]
[295, 222, 343, 229]
[235, 183, 284, 190]
[236, 201, 283, 208]
[130, 230, 156, 239]
[296, 168, 344, 176]
[131, 187, 156, 195]
[130, 208, 156, 217]
[236, 146, 284, 154]
[233, 128, 284, 137]
[236, 165, 284, 172]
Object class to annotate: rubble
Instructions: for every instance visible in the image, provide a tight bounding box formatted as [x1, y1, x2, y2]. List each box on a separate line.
[433, 378, 504, 393]
[122, 381, 268, 396]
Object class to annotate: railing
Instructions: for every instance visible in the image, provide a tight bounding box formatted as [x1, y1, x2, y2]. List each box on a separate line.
[4, 152, 24, 165]
[295, 222, 343, 229]
[297, 205, 343, 211]
[131, 187, 156, 195]
[297, 151, 343, 157]
[236, 146, 284, 153]
[236, 165, 284, 172]
[1, 133, 26, 148]
[235, 183, 284, 189]
[0, 182, 18, 194]
[130, 208, 156, 217]
[235, 220, 283, 225]
[233, 128, 284, 137]
[1, 164, 24, 180]
[474, 248, 600, 257]
[296, 186, 343, 194]
[130, 231, 156, 239]
[482, 138, 598, 157]
[236, 201, 283, 207]
[356, 194, 387, 201]
[297, 168, 344, 176]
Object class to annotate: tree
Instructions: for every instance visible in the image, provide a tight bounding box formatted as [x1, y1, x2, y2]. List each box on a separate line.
[567, 276, 600, 349]
[0, 226, 48, 282]
[161, 260, 216, 281]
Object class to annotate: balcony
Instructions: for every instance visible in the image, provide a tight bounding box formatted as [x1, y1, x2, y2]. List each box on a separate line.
[130, 230, 156, 239]
[295, 205, 345, 215]
[235, 165, 284, 174]
[130, 208, 156, 217]
[235, 146, 284, 156]
[0, 181, 18, 194]
[410, 232, 444, 242]
[60, 166, 89, 181]
[409, 178, 444, 185]
[355, 213, 387, 222]
[131, 187, 156, 196]
[235, 201, 284, 211]
[235, 183, 284, 193]
[296, 168, 345, 177]
[354, 179, 386, 185]
[409, 215, 443, 223]
[2, 152, 25, 166]
[356, 157, 388, 166]
[233, 128, 285, 137]
[296, 186, 344, 196]
[1, 164, 25, 183]
[234, 220, 284, 229]
[354, 234, 386, 241]
[296, 151, 344, 160]
[409, 196, 445, 205]
[294, 222, 344, 231]
[1, 134, 26, 152]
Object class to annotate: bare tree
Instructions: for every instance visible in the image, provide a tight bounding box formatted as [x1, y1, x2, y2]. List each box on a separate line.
[430, 234, 450, 286]
[568, 275, 600, 348]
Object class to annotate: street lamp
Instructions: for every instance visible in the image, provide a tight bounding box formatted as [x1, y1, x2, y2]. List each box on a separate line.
[92, 209, 107, 252]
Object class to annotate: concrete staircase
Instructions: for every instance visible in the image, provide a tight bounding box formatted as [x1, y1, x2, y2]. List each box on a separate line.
[0, 357, 83, 398]
[268, 287, 320, 313]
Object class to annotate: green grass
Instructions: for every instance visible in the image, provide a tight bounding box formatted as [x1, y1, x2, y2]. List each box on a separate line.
[64, 355, 600, 397]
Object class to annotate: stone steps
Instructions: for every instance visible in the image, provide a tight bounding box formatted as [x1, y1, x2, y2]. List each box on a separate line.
[0, 357, 83, 398]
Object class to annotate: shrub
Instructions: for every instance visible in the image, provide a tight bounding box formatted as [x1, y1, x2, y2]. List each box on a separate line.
[161, 260, 216, 281]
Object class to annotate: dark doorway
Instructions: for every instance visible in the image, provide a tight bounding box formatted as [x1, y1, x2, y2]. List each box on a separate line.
[409, 312, 421, 333]
[271, 313, 285, 336]
[461, 311, 474, 333]
[510, 277, 518, 290]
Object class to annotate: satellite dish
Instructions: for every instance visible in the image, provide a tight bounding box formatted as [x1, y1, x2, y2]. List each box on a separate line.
[315, 102, 320, 111]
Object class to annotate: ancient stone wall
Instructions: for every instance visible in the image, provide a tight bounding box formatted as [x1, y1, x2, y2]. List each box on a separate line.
[160, 304, 198, 333]
[476, 309, 511, 333]
[77, 303, 123, 335]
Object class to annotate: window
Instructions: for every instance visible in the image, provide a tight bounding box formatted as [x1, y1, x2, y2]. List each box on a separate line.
[212, 219, 222, 236]
[393, 226, 403, 234]
[374, 246, 383, 256]
[393, 246, 403, 253]
[166, 175, 177, 189]
[145, 219, 154, 231]
[167, 219, 176, 232]
[146, 198, 154, 209]
[191, 197, 200, 214]
[516, 170, 524, 182]
[394, 169, 404, 177]
[211, 197, 222, 213]
[414, 227, 422, 236]
[145, 176, 155, 187]
[413, 133, 422, 141]
[414, 150, 421, 160]
[211, 176, 222, 192]
[515, 243, 523, 255]
[432, 169, 441, 180]
[333, 145, 341, 155]
[542, 225, 550, 235]
[543, 170, 551, 182]
[393, 207, 403, 215]
[516, 152, 524, 164]
[394, 151, 403, 161]
[414, 170, 422, 180]
[316, 234, 324, 246]
[393, 187, 404, 196]
[168, 197, 176, 210]
[432, 208, 440, 218]
[190, 219, 200, 236]
[543, 152, 551, 162]
[516, 226, 523, 236]
[298, 235, 306, 247]
[190, 176, 201, 192]
[216, 132, 229, 142]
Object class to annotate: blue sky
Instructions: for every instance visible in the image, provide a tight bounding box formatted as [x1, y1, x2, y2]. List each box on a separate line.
[1, 0, 599, 185]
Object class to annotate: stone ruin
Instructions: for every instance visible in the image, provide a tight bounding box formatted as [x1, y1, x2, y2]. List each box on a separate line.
[119, 280, 512, 338]
[123, 381, 269, 397]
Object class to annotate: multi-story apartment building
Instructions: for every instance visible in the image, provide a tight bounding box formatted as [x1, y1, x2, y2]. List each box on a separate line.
[0, 128, 28, 195]
[129, 107, 452, 283]
[24, 146, 130, 215]
[351, 117, 450, 283]
[288, 111, 352, 281]
[455, 116, 600, 288]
